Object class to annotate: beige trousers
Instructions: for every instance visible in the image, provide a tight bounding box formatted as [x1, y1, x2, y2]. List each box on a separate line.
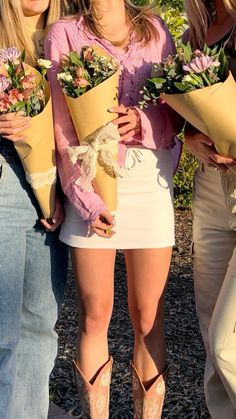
[193, 164, 236, 419]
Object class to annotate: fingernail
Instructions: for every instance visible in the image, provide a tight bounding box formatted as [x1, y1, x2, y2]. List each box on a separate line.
[52, 219, 56, 224]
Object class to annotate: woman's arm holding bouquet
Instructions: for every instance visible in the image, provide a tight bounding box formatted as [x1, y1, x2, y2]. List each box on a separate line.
[182, 30, 236, 169]
[184, 123, 235, 171]
[45, 24, 113, 233]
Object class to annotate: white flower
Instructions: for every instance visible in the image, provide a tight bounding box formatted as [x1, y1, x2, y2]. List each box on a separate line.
[156, 380, 165, 395]
[100, 371, 110, 386]
[57, 72, 73, 82]
[147, 400, 160, 418]
[95, 394, 106, 414]
[183, 75, 193, 83]
[37, 59, 52, 69]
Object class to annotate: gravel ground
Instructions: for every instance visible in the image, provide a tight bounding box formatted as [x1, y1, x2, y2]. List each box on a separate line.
[49, 210, 210, 418]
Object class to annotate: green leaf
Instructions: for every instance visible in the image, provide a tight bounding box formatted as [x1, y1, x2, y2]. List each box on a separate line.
[21, 50, 26, 62]
[182, 42, 192, 63]
[68, 52, 83, 66]
[174, 82, 190, 91]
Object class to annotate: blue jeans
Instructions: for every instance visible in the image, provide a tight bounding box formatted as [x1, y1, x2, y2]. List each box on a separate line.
[0, 140, 68, 419]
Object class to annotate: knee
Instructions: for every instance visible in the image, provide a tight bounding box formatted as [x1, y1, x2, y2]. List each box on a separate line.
[209, 329, 234, 371]
[210, 341, 231, 369]
[132, 305, 164, 337]
[81, 299, 112, 335]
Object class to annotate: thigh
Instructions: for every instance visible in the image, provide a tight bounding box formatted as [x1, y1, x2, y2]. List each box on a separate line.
[0, 161, 30, 341]
[124, 248, 172, 313]
[193, 166, 236, 283]
[0, 228, 25, 344]
[71, 247, 116, 307]
[23, 225, 68, 328]
[210, 245, 236, 356]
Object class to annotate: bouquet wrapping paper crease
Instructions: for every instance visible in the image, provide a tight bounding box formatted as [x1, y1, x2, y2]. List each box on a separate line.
[14, 64, 56, 218]
[161, 71, 236, 158]
[64, 46, 120, 212]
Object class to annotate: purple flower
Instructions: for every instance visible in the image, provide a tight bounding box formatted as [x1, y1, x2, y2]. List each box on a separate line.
[0, 47, 21, 63]
[183, 53, 220, 74]
[0, 75, 11, 93]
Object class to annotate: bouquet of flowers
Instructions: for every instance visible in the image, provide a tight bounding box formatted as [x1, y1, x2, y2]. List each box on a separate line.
[0, 47, 56, 218]
[57, 46, 121, 212]
[141, 43, 236, 158]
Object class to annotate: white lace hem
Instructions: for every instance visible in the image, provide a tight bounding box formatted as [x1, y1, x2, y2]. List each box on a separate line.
[25, 166, 57, 189]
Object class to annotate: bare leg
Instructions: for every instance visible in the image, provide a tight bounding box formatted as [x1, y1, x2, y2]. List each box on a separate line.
[71, 247, 116, 381]
[125, 247, 172, 387]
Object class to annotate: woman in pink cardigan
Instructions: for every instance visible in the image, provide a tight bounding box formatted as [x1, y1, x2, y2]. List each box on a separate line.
[45, 1, 182, 417]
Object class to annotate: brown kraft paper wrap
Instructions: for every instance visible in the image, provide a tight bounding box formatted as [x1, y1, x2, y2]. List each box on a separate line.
[14, 64, 56, 219]
[161, 71, 236, 158]
[64, 47, 119, 212]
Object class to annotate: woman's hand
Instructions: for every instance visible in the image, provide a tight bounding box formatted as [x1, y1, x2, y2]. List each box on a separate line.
[40, 197, 64, 232]
[0, 113, 31, 141]
[185, 124, 236, 172]
[91, 210, 115, 238]
[109, 105, 141, 141]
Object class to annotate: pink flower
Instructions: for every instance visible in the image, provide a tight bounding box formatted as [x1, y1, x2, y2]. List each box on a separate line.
[76, 67, 86, 78]
[23, 88, 33, 100]
[0, 93, 10, 112]
[83, 47, 94, 62]
[8, 89, 24, 104]
[21, 74, 36, 89]
[183, 52, 220, 74]
[73, 77, 90, 88]
[0, 75, 11, 93]
[0, 47, 21, 63]
[36, 89, 45, 101]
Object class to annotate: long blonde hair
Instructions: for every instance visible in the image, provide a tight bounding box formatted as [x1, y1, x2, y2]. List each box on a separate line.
[69, 0, 159, 46]
[0, 0, 67, 64]
[185, 0, 236, 48]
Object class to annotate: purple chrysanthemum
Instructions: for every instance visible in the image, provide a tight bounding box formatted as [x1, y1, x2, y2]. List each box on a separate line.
[0, 75, 11, 93]
[183, 52, 220, 74]
[0, 47, 21, 63]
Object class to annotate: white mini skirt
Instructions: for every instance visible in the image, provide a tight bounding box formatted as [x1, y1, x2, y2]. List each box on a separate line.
[60, 147, 174, 249]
